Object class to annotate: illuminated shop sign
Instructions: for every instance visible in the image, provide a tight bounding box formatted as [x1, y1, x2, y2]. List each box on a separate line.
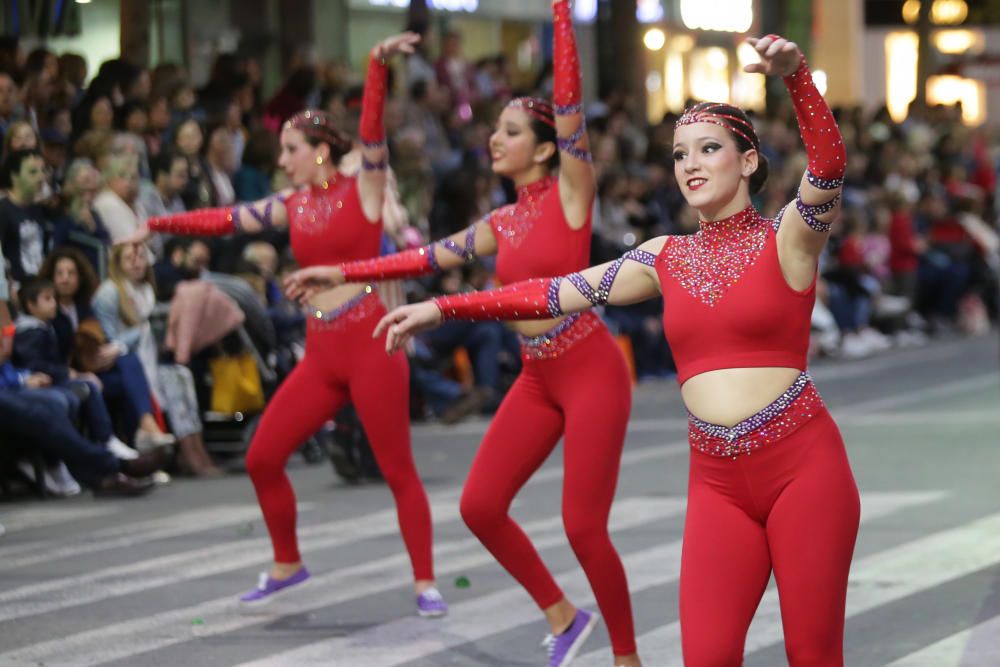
[680, 0, 753, 33]
[365, 0, 479, 12]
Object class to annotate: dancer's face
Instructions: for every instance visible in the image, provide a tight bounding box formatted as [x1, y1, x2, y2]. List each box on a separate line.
[489, 107, 553, 178]
[278, 128, 326, 187]
[672, 122, 756, 215]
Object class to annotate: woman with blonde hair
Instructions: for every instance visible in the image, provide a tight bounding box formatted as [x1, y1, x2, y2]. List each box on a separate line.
[93, 242, 220, 476]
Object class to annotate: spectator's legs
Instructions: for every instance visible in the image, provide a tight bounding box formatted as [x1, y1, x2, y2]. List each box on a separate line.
[0, 393, 120, 489]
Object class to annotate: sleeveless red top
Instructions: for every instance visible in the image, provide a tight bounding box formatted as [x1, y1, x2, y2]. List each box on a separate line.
[656, 206, 816, 385]
[285, 175, 382, 268]
[490, 176, 591, 285]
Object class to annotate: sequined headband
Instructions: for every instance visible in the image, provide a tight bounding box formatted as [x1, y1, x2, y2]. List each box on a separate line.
[506, 97, 556, 128]
[676, 103, 759, 150]
[284, 110, 352, 153]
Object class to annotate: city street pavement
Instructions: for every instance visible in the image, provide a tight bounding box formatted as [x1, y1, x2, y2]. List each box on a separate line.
[0, 334, 998, 667]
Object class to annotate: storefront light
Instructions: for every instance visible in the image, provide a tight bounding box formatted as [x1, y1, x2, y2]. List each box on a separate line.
[680, 0, 753, 33]
[366, 0, 479, 11]
[644, 28, 666, 52]
[732, 42, 765, 111]
[75, 0, 91, 4]
[885, 31, 918, 122]
[664, 49, 686, 112]
[902, 0, 968, 26]
[927, 74, 984, 125]
[637, 0, 665, 24]
[646, 71, 663, 93]
[812, 70, 828, 96]
[573, 0, 598, 23]
[689, 47, 730, 103]
[934, 29, 981, 54]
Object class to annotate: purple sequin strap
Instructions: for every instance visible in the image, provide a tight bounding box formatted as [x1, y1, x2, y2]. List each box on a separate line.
[557, 123, 592, 163]
[433, 223, 480, 265]
[555, 102, 583, 116]
[361, 156, 387, 171]
[688, 372, 811, 441]
[806, 169, 843, 191]
[795, 191, 841, 233]
[623, 248, 657, 266]
[547, 277, 565, 317]
[233, 198, 276, 232]
[424, 244, 440, 272]
[567, 271, 601, 306]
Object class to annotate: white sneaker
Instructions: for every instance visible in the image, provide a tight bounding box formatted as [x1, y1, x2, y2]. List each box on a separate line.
[44, 462, 82, 497]
[841, 332, 874, 359]
[135, 430, 177, 451]
[106, 436, 139, 460]
[860, 327, 893, 352]
[895, 329, 929, 348]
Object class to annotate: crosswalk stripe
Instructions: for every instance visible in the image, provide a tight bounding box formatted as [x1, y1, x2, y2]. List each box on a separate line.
[579, 494, 1000, 667]
[0, 496, 683, 665]
[883, 613, 1000, 666]
[0, 503, 283, 571]
[0, 432, 689, 626]
[0, 505, 121, 533]
[234, 492, 942, 667]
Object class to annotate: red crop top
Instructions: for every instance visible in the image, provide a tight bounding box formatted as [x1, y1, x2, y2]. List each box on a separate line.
[656, 206, 816, 385]
[490, 176, 591, 285]
[285, 175, 382, 269]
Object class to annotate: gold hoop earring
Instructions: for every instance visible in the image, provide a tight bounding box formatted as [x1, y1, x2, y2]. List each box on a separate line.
[316, 156, 324, 166]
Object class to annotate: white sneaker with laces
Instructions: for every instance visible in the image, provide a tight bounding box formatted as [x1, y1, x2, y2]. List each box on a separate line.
[106, 436, 139, 460]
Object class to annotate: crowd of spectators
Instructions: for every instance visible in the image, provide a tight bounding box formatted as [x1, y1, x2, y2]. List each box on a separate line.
[0, 26, 996, 499]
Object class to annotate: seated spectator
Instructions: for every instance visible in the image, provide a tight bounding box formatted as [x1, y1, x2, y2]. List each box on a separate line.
[2, 120, 38, 159]
[38, 247, 174, 448]
[52, 159, 111, 274]
[93, 242, 221, 476]
[171, 117, 214, 210]
[92, 152, 143, 243]
[233, 128, 276, 202]
[137, 148, 187, 221]
[203, 122, 237, 207]
[12, 278, 138, 455]
[0, 321, 166, 496]
[0, 149, 51, 286]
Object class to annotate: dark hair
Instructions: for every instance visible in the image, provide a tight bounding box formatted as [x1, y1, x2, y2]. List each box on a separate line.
[528, 115, 559, 171]
[284, 109, 352, 162]
[1, 148, 43, 182]
[242, 128, 278, 172]
[505, 98, 559, 171]
[38, 247, 100, 304]
[150, 147, 185, 180]
[18, 279, 55, 309]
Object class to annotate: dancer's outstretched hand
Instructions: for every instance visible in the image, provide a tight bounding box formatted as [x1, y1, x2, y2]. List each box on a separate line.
[115, 223, 151, 247]
[743, 35, 802, 77]
[373, 32, 421, 61]
[373, 301, 442, 354]
[284, 265, 345, 303]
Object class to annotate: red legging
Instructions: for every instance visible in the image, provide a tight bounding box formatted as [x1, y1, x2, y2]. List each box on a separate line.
[245, 296, 434, 580]
[459, 323, 637, 656]
[680, 405, 860, 666]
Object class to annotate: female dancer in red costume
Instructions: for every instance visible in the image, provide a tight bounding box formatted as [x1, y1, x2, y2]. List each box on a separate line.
[131, 33, 446, 615]
[286, 2, 640, 665]
[373, 35, 860, 666]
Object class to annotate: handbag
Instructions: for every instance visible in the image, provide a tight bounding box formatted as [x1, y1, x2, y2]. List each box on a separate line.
[209, 352, 265, 414]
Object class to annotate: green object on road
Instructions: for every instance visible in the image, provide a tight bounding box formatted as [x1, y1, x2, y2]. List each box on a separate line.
[238, 523, 253, 535]
[192, 617, 205, 625]
[454, 575, 470, 589]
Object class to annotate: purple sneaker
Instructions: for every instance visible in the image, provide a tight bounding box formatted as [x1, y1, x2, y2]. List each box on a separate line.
[239, 567, 311, 605]
[541, 609, 599, 667]
[416, 587, 448, 617]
